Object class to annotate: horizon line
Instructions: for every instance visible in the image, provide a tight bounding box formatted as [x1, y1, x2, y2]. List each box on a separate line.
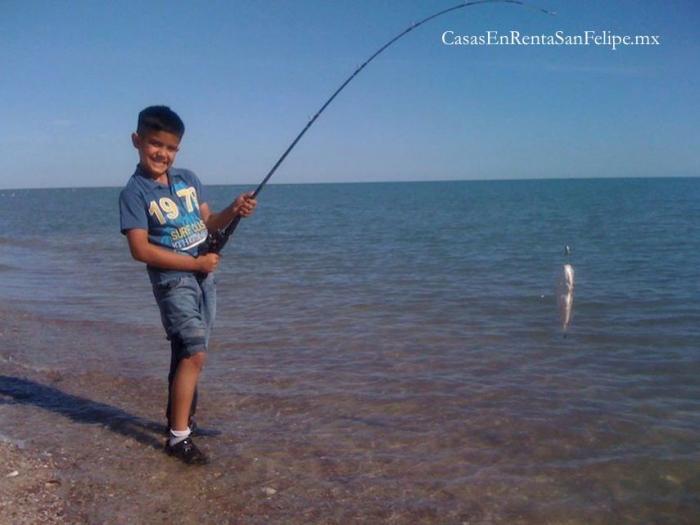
[0, 174, 696, 192]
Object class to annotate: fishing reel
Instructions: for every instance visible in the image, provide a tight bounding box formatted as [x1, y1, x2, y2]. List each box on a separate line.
[202, 215, 243, 254]
[202, 230, 227, 255]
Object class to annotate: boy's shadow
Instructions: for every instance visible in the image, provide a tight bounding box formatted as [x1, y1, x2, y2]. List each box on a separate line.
[0, 375, 164, 449]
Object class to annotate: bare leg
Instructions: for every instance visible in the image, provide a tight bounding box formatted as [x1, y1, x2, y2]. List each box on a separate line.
[167, 342, 198, 428]
[170, 352, 206, 431]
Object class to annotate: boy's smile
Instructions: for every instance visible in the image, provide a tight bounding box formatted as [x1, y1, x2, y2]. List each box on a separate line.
[132, 130, 181, 181]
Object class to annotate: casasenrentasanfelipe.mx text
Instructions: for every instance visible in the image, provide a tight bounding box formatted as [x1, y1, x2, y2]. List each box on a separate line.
[441, 30, 661, 51]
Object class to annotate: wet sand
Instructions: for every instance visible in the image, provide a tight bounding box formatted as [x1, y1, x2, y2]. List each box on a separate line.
[1, 307, 495, 524]
[0, 442, 65, 524]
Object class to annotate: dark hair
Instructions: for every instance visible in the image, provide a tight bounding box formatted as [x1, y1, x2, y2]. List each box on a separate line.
[137, 105, 185, 138]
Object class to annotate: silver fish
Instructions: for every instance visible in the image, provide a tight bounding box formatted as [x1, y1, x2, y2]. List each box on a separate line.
[558, 263, 575, 333]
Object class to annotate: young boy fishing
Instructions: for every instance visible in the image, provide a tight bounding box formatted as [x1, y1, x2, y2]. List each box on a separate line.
[119, 105, 256, 465]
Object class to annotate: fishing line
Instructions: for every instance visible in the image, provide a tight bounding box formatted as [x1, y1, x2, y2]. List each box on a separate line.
[205, 0, 554, 254]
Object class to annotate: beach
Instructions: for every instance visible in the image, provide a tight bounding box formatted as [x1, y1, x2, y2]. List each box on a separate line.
[1, 306, 548, 524]
[1, 179, 699, 523]
[4, 303, 696, 524]
[0, 441, 65, 524]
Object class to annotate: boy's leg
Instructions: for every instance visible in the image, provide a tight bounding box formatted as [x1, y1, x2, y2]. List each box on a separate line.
[166, 337, 198, 428]
[175, 273, 214, 425]
[166, 341, 176, 426]
[154, 273, 215, 430]
[170, 351, 206, 431]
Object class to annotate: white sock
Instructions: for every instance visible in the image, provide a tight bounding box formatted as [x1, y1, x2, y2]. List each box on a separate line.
[169, 427, 191, 447]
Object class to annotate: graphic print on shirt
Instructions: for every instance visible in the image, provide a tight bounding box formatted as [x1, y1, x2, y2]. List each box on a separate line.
[147, 181, 208, 251]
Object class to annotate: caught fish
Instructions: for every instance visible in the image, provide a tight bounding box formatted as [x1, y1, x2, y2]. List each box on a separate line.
[558, 262, 575, 334]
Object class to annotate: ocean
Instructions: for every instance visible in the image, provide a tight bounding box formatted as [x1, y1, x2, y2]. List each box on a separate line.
[1, 178, 698, 523]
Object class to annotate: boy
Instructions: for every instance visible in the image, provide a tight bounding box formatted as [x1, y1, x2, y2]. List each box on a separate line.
[119, 105, 256, 465]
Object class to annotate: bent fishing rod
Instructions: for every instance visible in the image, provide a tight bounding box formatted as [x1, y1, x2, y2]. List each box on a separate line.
[205, 0, 554, 254]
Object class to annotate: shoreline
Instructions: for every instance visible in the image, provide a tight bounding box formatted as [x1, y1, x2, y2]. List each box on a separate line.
[2, 295, 699, 523]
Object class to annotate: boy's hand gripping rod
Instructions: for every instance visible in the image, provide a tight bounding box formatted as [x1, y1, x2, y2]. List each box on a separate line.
[204, 0, 553, 254]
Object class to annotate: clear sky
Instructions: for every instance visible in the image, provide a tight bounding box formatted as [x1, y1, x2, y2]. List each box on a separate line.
[1, 0, 698, 189]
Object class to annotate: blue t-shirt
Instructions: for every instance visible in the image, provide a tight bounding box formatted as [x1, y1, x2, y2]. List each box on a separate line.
[119, 165, 209, 285]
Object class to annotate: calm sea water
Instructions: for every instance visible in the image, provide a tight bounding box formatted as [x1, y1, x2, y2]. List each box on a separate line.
[1, 178, 699, 522]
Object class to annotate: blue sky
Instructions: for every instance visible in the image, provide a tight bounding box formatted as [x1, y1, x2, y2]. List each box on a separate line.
[1, 0, 698, 189]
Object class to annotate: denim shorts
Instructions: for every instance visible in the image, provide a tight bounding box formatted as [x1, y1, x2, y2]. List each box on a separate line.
[152, 272, 216, 358]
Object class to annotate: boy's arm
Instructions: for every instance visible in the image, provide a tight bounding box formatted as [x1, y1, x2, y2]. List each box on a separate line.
[200, 192, 257, 233]
[125, 229, 218, 273]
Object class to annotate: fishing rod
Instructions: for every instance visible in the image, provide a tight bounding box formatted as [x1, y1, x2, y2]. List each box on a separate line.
[205, 0, 554, 254]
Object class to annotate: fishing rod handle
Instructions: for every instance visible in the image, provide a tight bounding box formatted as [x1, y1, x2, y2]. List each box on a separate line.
[205, 215, 241, 254]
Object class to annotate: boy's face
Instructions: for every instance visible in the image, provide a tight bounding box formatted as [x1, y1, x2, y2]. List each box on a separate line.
[132, 130, 181, 179]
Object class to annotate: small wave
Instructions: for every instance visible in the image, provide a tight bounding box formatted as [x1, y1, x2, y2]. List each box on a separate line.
[0, 236, 44, 249]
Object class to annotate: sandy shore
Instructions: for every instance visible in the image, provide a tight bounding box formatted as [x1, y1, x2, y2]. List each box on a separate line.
[2, 303, 699, 524]
[2, 309, 478, 525]
[0, 441, 66, 524]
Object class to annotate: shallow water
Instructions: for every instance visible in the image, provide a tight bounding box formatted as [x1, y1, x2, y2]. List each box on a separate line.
[1, 178, 699, 522]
